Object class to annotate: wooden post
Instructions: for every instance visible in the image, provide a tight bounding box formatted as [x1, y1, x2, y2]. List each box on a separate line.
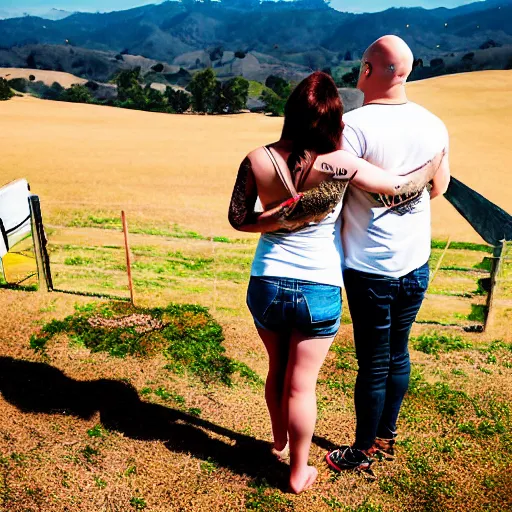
[430, 236, 452, 284]
[29, 195, 53, 292]
[121, 211, 135, 306]
[484, 239, 506, 331]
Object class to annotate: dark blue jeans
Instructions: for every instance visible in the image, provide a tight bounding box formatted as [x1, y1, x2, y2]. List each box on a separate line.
[344, 262, 430, 450]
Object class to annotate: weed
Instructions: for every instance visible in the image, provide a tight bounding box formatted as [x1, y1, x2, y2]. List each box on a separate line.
[154, 387, 185, 406]
[200, 457, 217, 474]
[412, 332, 472, 356]
[124, 465, 137, 477]
[130, 496, 147, 510]
[451, 368, 467, 377]
[87, 425, 106, 438]
[65, 256, 93, 266]
[81, 445, 100, 464]
[188, 407, 201, 417]
[245, 479, 293, 511]
[94, 476, 107, 489]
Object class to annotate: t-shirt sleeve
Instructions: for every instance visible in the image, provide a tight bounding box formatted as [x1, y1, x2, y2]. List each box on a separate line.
[341, 123, 365, 158]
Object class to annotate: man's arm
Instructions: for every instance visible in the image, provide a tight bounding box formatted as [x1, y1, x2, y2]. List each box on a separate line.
[430, 151, 450, 199]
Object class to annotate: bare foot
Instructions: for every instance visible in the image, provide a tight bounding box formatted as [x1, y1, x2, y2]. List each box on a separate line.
[289, 465, 318, 494]
[271, 442, 289, 461]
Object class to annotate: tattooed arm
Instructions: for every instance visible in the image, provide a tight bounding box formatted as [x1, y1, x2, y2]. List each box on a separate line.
[312, 149, 445, 197]
[228, 156, 302, 233]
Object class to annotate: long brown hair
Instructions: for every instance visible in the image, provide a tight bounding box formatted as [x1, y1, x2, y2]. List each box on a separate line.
[281, 71, 344, 181]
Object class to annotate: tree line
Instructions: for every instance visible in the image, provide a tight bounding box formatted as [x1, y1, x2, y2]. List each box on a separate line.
[2, 68, 252, 115]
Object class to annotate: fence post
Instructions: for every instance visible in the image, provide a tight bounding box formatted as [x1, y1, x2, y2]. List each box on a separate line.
[484, 239, 506, 331]
[29, 195, 53, 292]
[121, 211, 135, 306]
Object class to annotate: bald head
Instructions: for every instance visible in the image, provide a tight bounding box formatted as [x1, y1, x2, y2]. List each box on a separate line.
[357, 35, 414, 99]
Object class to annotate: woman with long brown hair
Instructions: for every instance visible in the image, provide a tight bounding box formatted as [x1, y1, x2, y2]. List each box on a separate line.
[228, 71, 441, 493]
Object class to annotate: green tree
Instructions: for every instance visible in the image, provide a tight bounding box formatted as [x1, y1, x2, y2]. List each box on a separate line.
[7, 78, 28, 93]
[260, 89, 286, 116]
[165, 87, 191, 113]
[188, 68, 218, 114]
[220, 76, 249, 113]
[60, 84, 93, 103]
[0, 78, 14, 101]
[144, 85, 166, 112]
[340, 66, 359, 88]
[42, 82, 65, 101]
[265, 75, 291, 99]
[115, 67, 147, 109]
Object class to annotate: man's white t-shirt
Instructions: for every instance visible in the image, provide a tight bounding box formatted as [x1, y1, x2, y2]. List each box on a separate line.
[342, 102, 449, 278]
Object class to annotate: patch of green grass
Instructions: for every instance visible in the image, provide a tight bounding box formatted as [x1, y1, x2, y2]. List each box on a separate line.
[200, 457, 217, 474]
[87, 424, 107, 438]
[81, 445, 100, 464]
[245, 479, 293, 511]
[64, 255, 94, 266]
[130, 496, 147, 510]
[431, 240, 493, 253]
[412, 332, 472, 356]
[94, 476, 107, 489]
[30, 302, 260, 387]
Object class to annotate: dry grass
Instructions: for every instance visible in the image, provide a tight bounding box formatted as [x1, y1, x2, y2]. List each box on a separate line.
[0, 68, 86, 88]
[0, 71, 511, 511]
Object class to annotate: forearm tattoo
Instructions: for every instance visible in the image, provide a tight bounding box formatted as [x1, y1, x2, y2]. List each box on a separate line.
[374, 157, 439, 214]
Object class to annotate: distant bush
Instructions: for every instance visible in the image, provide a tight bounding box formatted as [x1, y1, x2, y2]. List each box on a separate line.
[0, 78, 14, 101]
[265, 74, 290, 98]
[29, 74, 36, 82]
[216, 76, 249, 113]
[338, 66, 359, 88]
[479, 39, 501, 50]
[430, 58, 445, 69]
[60, 84, 94, 103]
[462, 52, 475, 62]
[151, 63, 164, 73]
[115, 54, 124, 61]
[7, 77, 28, 92]
[41, 82, 64, 100]
[260, 89, 286, 116]
[209, 46, 224, 62]
[234, 50, 246, 59]
[165, 87, 191, 113]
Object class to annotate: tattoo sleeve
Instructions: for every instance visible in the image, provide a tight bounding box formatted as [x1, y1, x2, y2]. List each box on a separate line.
[375, 154, 443, 212]
[228, 157, 259, 229]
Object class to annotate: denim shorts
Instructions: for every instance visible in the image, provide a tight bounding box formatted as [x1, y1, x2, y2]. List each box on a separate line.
[246, 276, 341, 338]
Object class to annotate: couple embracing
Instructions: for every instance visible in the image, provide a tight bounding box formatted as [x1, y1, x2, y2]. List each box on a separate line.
[228, 36, 450, 494]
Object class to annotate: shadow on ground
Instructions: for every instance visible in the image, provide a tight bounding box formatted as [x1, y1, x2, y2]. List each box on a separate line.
[0, 356, 289, 487]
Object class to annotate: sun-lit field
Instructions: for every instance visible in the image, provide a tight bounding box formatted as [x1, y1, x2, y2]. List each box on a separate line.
[0, 68, 86, 88]
[0, 71, 511, 511]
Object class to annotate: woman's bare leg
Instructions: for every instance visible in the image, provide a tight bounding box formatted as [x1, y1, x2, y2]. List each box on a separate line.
[258, 327, 289, 451]
[286, 332, 334, 493]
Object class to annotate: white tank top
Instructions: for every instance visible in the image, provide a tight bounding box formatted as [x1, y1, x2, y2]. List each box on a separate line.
[250, 200, 344, 287]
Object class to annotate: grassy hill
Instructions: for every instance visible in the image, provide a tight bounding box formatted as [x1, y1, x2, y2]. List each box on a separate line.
[0, 70, 511, 511]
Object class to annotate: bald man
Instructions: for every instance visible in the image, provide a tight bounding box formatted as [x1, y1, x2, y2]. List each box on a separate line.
[326, 36, 450, 472]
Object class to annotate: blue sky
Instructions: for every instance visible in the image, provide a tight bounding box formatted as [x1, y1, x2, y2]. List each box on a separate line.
[0, 0, 481, 16]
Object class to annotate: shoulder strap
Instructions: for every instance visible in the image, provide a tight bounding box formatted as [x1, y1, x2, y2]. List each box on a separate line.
[263, 146, 298, 198]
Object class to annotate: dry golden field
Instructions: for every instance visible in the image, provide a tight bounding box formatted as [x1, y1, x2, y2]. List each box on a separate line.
[1, 70, 511, 243]
[0, 68, 86, 88]
[0, 71, 511, 512]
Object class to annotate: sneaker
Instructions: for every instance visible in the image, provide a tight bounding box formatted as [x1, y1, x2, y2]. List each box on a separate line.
[371, 437, 395, 461]
[325, 445, 373, 472]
